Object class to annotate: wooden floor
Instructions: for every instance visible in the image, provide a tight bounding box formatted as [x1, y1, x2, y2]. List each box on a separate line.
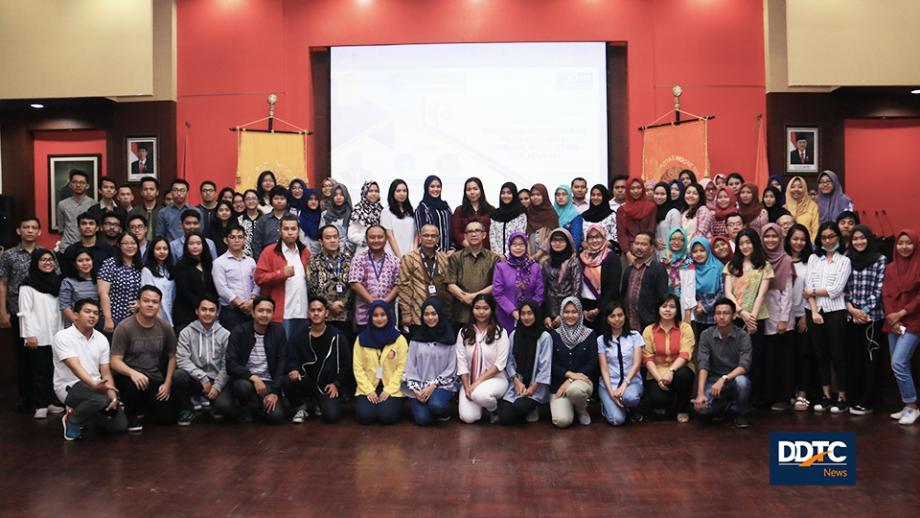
[1, 398, 919, 517]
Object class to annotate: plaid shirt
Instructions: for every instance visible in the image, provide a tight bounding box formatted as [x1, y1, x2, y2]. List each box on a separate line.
[844, 256, 887, 322]
[0, 245, 33, 314]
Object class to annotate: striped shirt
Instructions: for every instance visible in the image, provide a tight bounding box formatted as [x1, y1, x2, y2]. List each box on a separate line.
[246, 333, 271, 381]
[804, 252, 852, 313]
[845, 256, 887, 322]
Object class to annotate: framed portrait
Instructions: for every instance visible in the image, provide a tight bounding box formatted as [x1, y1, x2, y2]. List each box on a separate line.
[786, 126, 819, 174]
[48, 154, 100, 231]
[126, 135, 158, 182]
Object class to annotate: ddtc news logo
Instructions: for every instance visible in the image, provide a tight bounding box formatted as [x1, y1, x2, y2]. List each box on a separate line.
[770, 432, 856, 486]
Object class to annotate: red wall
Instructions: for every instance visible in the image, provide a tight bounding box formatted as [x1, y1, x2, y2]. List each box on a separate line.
[32, 130, 108, 249]
[844, 118, 920, 233]
[177, 0, 765, 195]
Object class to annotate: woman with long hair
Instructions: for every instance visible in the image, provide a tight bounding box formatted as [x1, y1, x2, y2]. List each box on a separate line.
[525, 183, 558, 260]
[681, 183, 714, 239]
[98, 233, 143, 333]
[403, 298, 458, 426]
[238, 189, 262, 257]
[579, 224, 622, 326]
[231, 192, 246, 217]
[784, 176, 819, 240]
[553, 184, 584, 252]
[211, 200, 236, 257]
[59, 249, 99, 328]
[498, 300, 552, 425]
[518, 188, 531, 209]
[653, 182, 681, 252]
[489, 181, 528, 257]
[883, 229, 920, 425]
[616, 177, 656, 264]
[597, 301, 644, 426]
[140, 237, 176, 327]
[255, 170, 277, 214]
[172, 232, 216, 330]
[452, 177, 494, 250]
[414, 175, 452, 252]
[641, 294, 695, 423]
[700, 178, 717, 210]
[678, 169, 698, 187]
[758, 224, 795, 411]
[353, 300, 408, 425]
[541, 229, 582, 330]
[785, 224, 815, 411]
[492, 233, 543, 333]
[380, 179, 416, 258]
[549, 297, 598, 427]
[456, 294, 509, 424]
[348, 181, 384, 257]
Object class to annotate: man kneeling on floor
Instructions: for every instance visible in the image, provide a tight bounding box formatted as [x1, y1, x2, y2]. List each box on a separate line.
[692, 298, 753, 429]
[54, 298, 127, 440]
[173, 295, 234, 425]
[225, 296, 287, 424]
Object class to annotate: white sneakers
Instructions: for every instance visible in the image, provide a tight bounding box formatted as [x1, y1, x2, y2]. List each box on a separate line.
[47, 404, 65, 414]
[578, 411, 592, 426]
[890, 407, 919, 425]
[291, 407, 308, 424]
[33, 408, 48, 419]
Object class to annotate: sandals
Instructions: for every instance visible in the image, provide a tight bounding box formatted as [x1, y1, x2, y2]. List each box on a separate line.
[793, 396, 810, 412]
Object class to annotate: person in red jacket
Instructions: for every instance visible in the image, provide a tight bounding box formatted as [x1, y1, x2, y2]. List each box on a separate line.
[254, 215, 311, 339]
[883, 229, 920, 425]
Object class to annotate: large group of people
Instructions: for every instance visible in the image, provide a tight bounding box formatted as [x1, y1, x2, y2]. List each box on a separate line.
[1, 167, 918, 441]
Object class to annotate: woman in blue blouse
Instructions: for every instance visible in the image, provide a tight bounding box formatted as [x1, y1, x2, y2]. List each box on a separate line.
[552, 184, 584, 252]
[403, 298, 458, 426]
[498, 300, 553, 425]
[597, 301, 645, 426]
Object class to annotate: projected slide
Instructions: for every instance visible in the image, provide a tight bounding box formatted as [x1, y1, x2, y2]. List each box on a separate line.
[330, 42, 608, 208]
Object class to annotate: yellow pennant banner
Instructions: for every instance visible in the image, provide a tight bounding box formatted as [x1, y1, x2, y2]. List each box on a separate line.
[236, 131, 308, 190]
[641, 120, 709, 182]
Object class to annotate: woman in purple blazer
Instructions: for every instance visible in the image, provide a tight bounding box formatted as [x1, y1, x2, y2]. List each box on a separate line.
[493, 232, 545, 332]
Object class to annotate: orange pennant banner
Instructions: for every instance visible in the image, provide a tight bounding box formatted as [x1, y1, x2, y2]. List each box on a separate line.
[641, 120, 710, 182]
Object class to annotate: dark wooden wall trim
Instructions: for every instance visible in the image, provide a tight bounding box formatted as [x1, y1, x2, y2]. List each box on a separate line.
[310, 48, 331, 183]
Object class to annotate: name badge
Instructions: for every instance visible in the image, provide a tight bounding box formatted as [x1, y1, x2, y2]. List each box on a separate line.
[335, 283, 344, 293]
[375, 367, 383, 379]
[427, 284, 437, 295]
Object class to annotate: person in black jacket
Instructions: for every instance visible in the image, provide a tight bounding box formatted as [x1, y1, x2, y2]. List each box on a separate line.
[549, 297, 599, 428]
[171, 232, 216, 332]
[579, 223, 622, 329]
[620, 231, 669, 330]
[222, 296, 288, 424]
[285, 296, 347, 424]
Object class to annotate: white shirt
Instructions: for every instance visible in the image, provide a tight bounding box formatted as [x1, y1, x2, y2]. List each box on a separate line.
[52, 325, 110, 403]
[17, 286, 64, 346]
[380, 209, 417, 258]
[805, 252, 852, 313]
[282, 244, 308, 319]
[573, 198, 589, 214]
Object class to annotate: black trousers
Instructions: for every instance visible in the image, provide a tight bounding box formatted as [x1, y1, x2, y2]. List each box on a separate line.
[846, 320, 883, 409]
[283, 377, 343, 423]
[9, 314, 33, 409]
[791, 321, 817, 398]
[114, 373, 178, 424]
[642, 365, 694, 415]
[808, 310, 848, 393]
[171, 369, 237, 414]
[736, 319, 767, 406]
[225, 379, 286, 425]
[497, 397, 540, 425]
[28, 346, 55, 409]
[764, 331, 795, 404]
[218, 305, 251, 333]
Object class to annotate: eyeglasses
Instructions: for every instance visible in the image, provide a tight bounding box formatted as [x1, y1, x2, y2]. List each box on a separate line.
[129, 224, 146, 230]
[421, 233, 439, 239]
[172, 187, 188, 193]
[820, 234, 837, 241]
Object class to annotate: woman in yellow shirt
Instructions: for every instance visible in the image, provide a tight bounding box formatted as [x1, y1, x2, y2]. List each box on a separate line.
[784, 176, 819, 240]
[353, 300, 408, 425]
[641, 294, 696, 423]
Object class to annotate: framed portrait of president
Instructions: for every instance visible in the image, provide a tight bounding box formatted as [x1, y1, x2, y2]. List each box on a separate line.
[126, 136, 158, 183]
[786, 126, 818, 174]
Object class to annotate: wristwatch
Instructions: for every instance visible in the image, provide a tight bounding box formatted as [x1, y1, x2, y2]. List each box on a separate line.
[721, 375, 730, 382]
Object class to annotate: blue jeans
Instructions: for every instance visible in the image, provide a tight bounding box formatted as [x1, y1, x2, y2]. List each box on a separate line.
[598, 380, 642, 426]
[283, 318, 309, 341]
[889, 332, 919, 404]
[698, 375, 751, 416]
[410, 389, 454, 426]
[354, 395, 403, 425]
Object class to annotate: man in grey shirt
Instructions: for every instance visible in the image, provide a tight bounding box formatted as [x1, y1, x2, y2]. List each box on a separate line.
[57, 170, 96, 248]
[692, 298, 752, 428]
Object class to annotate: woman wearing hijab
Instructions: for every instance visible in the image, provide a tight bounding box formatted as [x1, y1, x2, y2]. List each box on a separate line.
[653, 182, 681, 252]
[354, 300, 408, 425]
[319, 177, 336, 211]
[297, 188, 323, 255]
[711, 235, 733, 264]
[689, 237, 724, 336]
[784, 176, 819, 240]
[660, 228, 696, 322]
[710, 186, 737, 238]
[415, 175, 453, 252]
[681, 183, 714, 239]
[403, 298, 458, 426]
[549, 297, 598, 427]
[700, 178, 717, 210]
[580, 224, 623, 326]
[381, 179, 416, 258]
[541, 229, 582, 330]
[738, 183, 768, 232]
[668, 180, 688, 212]
[498, 300, 553, 425]
[817, 170, 854, 224]
[526, 183, 558, 260]
[452, 177, 494, 250]
[883, 229, 920, 425]
[489, 182, 528, 257]
[321, 183, 354, 253]
[768, 174, 786, 194]
[616, 177, 657, 263]
[553, 184, 584, 253]
[348, 181, 384, 257]
[763, 186, 786, 223]
[597, 301, 644, 426]
[581, 184, 618, 248]
[759, 223, 795, 411]
[18, 248, 65, 419]
[456, 294, 509, 424]
[843, 225, 887, 416]
[287, 178, 309, 216]
[255, 170, 278, 214]
[493, 233, 544, 333]
[714, 173, 727, 187]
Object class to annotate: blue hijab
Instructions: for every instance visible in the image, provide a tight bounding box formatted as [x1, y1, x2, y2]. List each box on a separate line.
[358, 300, 402, 350]
[421, 175, 450, 212]
[298, 188, 322, 240]
[690, 236, 722, 295]
[553, 184, 580, 227]
[412, 297, 455, 344]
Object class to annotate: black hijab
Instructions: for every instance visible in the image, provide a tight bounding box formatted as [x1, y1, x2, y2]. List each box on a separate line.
[847, 225, 883, 271]
[548, 230, 574, 268]
[582, 184, 613, 223]
[491, 182, 526, 223]
[513, 300, 543, 385]
[763, 186, 786, 223]
[20, 248, 61, 297]
[412, 298, 455, 344]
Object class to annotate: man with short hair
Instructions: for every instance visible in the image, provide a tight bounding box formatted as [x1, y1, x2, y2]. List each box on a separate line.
[254, 215, 310, 339]
[131, 146, 152, 175]
[252, 186, 293, 260]
[307, 225, 353, 339]
[692, 298, 753, 428]
[87, 178, 126, 224]
[169, 209, 219, 261]
[447, 220, 499, 327]
[99, 213, 123, 247]
[285, 297, 347, 424]
[54, 298, 127, 440]
[128, 176, 162, 242]
[62, 212, 115, 277]
[349, 225, 400, 331]
[398, 224, 450, 332]
[110, 285, 179, 431]
[126, 214, 149, 259]
[571, 177, 589, 214]
[173, 296, 233, 426]
[116, 185, 135, 214]
[620, 231, 669, 330]
[156, 179, 203, 242]
[57, 170, 96, 248]
[609, 175, 628, 212]
[225, 296, 287, 424]
[198, 180, 219, 239]
[0, 217, 42, 410]
[726, 213, 744, 250]
[213, 225, 260, 331]
[836, 210, 860, 250]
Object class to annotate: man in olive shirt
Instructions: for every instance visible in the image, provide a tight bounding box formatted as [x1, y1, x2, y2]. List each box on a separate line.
[447, 220, 499, 327]
[128, 176, 162, 242]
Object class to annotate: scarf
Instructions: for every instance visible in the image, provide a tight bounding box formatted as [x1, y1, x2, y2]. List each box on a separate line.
[491, 181, 526, 223]
[512, 300, 543, 385]
[298, 188, 322, 240]
[710, 235, 733, 264]
[699, 178, 717, 210]
[350, 181, 383, 227]
[505, 232, 536, 301]
[784, 176, 816, 220]
[847, 225, 883, 271]
[885, 229, 920, 299]
[738, 183, 764, 224]
[760, 223, 793, 290]
[763, 186, 786, 223]
[547, 228, 575, 269]
[526, 183, 559, 233]
[556, 296, 592, 349]
[817, 170, 853, 223]
[661, 228, 693, 292]
[20, 248, 61, 297]
[579, 224, 611, 296]
[654, 182, 674, 223]
[287, 179, 309, 213]
[713, 186, 738, 221]
[412, 298, 455, 344]
[357, 300, 402, 350]
[690, 237, 722, 295]
[553, 184, 580, 228]
[619, 177, 656, 222]
[323, 184, 353, 225]
[668, 180, 688, 212]
[582, 184, 613, 223]
[769, 174, 786, 193]
[421, 175, 451, 212]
